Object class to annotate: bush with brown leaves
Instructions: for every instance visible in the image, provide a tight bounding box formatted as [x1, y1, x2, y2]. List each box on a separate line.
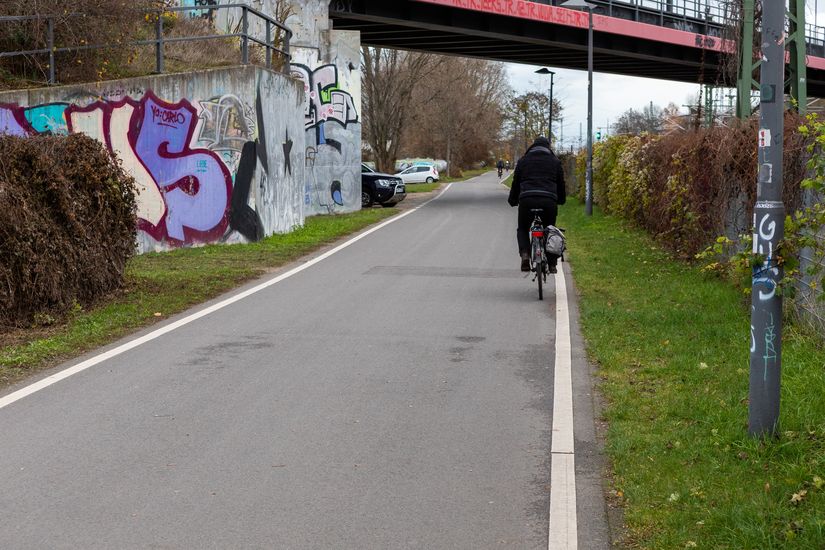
[575, 114, 809, 258]
[0, 134, 137, 328]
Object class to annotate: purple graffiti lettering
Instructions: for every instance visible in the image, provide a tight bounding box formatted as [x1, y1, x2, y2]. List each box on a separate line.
[65, 93, 233, 245]
[135, 93, 232, 242]
[0, 104, 34, 136]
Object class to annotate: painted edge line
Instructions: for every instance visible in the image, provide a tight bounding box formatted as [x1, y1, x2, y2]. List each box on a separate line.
[0, 183, 454, 411]
[548, 264, 578, 550]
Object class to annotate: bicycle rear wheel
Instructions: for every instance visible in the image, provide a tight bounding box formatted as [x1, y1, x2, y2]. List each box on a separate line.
[532, 239, 544, 300]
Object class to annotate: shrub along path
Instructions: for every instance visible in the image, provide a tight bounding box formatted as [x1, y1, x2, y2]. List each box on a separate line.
[0, 209, 396, 389]
[560, 200, 825, 548]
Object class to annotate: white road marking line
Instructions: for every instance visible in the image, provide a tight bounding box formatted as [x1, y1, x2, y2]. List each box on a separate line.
[0, 184, 454, 411]
[548, 265, 578, 550]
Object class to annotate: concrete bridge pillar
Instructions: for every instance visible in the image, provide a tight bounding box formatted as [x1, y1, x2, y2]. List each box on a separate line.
[285, 0, 362, 214]
[203, 0, 362, 213]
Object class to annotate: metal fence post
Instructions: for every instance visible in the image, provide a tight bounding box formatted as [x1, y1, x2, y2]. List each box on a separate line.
[265, 20, 272, 69]
[155, 11, 164, 74]
[47, 17, 55, 84]
[283, 31, 291, 74]
[241, 6, 249, 65]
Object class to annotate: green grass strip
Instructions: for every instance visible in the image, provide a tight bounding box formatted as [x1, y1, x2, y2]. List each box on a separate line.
[404, 182, 441, 193]
[0, 208, 396, 386]
[404, 168, 491, 194]
[560, 201, 825, 549]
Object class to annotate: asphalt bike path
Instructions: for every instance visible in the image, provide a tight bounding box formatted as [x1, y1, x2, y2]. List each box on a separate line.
[0, 171, 609, 549]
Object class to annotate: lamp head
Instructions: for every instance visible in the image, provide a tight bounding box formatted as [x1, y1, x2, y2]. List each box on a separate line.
[535, 67, 556, 75]
[561, 0, 595, 9]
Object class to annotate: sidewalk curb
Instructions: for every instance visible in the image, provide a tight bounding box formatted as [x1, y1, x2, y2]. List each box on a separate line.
[563, 259, 618, 549]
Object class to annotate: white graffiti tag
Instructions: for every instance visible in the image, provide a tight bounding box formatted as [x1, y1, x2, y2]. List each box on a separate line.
[752, 213, 779, 301]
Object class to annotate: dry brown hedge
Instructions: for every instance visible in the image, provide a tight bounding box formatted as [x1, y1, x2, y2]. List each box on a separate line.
[573, 114, 810, 258]
[0, 134, 137, 328]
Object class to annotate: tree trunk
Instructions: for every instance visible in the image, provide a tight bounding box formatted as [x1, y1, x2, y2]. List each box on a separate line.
[446, 134, 452, 178]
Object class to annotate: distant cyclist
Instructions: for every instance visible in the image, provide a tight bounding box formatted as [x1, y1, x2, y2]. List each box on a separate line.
[496, 158, 504, 178]
[507, 136, 566, 273]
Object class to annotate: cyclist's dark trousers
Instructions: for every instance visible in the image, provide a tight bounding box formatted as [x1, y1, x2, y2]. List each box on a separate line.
[517, 196, 558, 260]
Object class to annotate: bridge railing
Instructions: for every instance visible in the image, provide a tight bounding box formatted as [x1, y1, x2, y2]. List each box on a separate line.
[544, 0, 825, 47]
[0, 3, 292, 86]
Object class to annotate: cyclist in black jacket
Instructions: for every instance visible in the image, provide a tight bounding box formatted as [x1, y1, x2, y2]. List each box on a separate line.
[508, 136, 566, 272]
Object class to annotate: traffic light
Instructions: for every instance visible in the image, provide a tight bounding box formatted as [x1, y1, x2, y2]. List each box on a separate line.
[595, 130, 601, 141]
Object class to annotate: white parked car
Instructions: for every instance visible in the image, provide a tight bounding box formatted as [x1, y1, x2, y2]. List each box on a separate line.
[395, 164, 439, 184]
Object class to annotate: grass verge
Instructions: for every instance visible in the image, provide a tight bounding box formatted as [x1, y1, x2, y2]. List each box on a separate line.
[560, 200, 825, 549]
[404, 168, 491, 194]
[404, 182, 441, 193]
[0, 208, 396, 388]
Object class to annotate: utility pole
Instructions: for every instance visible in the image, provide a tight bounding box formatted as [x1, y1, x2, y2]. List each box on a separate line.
[559, 116, 564, 150]
[535, 68, 556, 145]
[749, 0, 785, 438]
[563, 0, 595, 215]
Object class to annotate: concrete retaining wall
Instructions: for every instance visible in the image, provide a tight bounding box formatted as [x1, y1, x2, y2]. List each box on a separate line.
[0, 66, 306, 253]
[204, 0, 363, 215]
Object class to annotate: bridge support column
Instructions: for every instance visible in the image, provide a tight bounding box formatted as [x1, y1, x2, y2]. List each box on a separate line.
[283, 0, 362, 214]
[788, 0, 808, 114]
[211, 0, 362, 214]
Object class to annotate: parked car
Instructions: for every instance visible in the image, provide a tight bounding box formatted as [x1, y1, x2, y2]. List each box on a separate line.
[361, 163, 406, 207]
[396, 164, 439, 184]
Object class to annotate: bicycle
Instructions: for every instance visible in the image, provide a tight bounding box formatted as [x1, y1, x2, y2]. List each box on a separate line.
[529, 209, 548, 300]
[497, 167, 503, 178]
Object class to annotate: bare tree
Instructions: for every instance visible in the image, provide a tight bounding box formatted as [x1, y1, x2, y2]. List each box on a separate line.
[401, 57, 510, 175]
[361, 48, 443, 173]
[503, 91, 562, 156]
[613, 103, 665, 135]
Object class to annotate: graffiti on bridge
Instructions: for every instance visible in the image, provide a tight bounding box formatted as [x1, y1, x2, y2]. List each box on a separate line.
[290, 63, 358, 212]
[0, 90, 269, 246]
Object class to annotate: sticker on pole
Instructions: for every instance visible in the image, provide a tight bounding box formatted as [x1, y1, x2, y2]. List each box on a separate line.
[759, 128, 771, 148]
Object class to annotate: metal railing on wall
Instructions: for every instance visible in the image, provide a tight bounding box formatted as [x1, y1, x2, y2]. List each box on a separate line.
[0, 3, 292, 86]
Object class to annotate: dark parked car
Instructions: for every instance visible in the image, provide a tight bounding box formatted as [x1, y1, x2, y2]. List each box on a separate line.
[361, 163, 406, 207]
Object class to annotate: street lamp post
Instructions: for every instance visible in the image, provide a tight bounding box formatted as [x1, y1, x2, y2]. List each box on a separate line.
[748, 0, 785, 438]
[535, 67, 556, 145]
[562, 0, 595, 216]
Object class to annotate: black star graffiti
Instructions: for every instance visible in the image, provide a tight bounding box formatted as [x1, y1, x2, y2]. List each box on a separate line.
[283, 130, 293, 176]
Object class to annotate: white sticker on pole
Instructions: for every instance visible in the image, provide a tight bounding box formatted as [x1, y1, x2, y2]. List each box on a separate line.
[759, 128, 771, 148]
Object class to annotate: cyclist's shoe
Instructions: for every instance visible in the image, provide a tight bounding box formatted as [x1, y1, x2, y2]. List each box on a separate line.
[520, 253, 530, 272]
[548, 264, 558, 274]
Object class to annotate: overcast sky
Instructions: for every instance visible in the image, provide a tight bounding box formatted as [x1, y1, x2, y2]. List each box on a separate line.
[506, 63, 702, 150]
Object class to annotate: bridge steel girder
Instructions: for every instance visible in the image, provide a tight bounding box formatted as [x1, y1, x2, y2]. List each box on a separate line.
[737, 0, 808, 118]
[789, 0, 808, 114]
[333, 0, 825, 98]
[737, 0, 756, 118]
[331, 0, 728, 85]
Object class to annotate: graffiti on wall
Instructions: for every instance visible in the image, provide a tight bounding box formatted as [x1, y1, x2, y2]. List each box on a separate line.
[0, 89, 273, 247]
[290, 63, 359, 212]
[180, 0, 218, 21]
